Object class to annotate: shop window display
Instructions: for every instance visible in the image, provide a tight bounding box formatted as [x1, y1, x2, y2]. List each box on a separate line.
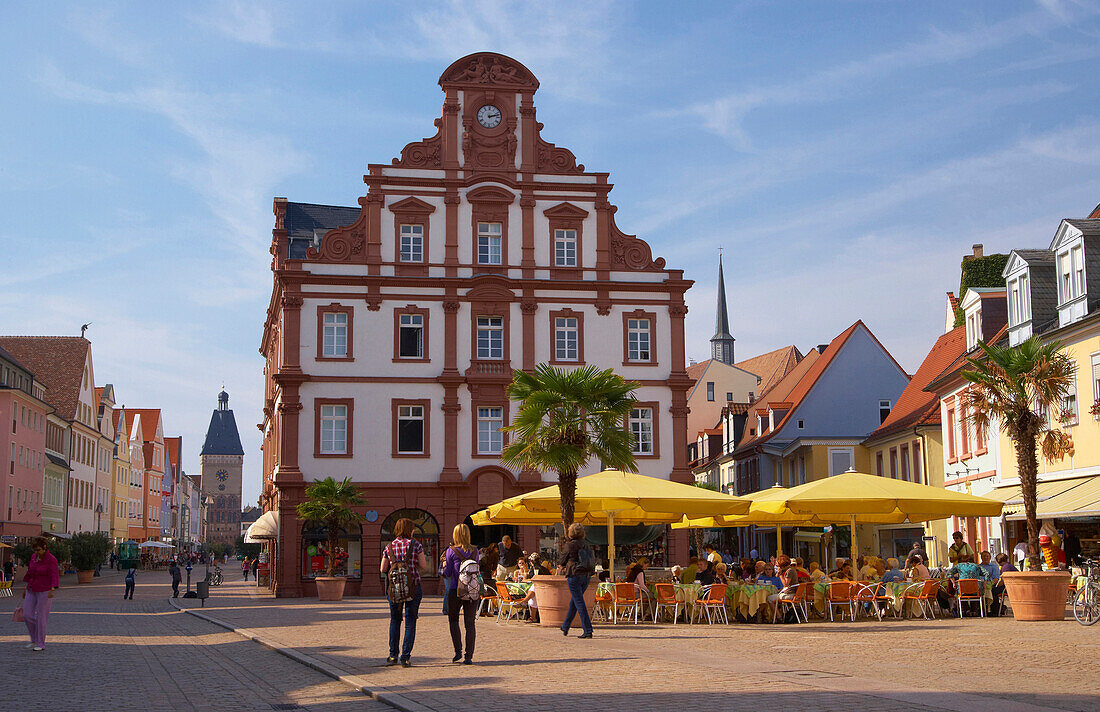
[380, 508, 440, 571]
[301, 524, 362, 579]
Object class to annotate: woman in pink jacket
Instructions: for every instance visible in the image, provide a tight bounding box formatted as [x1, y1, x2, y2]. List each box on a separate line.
[22, 536, 59, 651]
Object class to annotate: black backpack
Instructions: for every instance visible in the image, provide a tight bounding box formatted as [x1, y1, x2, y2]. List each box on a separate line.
[576, 544, 595, 575]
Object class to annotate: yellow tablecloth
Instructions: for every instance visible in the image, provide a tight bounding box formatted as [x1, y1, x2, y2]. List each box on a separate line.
[726, 582, 778, 617]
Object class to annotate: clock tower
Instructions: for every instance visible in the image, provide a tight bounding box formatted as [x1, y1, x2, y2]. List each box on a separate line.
[200, 390, 245, 548]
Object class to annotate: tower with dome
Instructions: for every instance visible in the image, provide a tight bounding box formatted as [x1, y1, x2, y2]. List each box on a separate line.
[201, 390, 245, 548]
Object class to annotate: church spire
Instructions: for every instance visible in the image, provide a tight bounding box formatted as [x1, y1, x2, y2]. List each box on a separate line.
[711, 252, 735, 365]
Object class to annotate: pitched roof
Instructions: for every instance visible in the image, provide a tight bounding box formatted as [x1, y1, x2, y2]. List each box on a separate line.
[284, 202, 360, 239]
[712, 255, 733, 341]
[864, 326, 967, 443]
[1090, 202, 1100, 219]
[1065, 218, 1100, 235]
[1012, 249, 1055, 266]
[0, 336, 89, 420]
[128, 408, 162, 443]
[734, 345, 804, 395]
[165, 436, 182, 469]
[686, 360, 709, 382]
[924, 323, 1010, 394]
[202, 408, 244, 456]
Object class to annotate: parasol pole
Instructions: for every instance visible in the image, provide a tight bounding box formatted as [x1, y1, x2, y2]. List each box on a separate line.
[850, 514, 858, 562]
[776, 524, 783, 557]
[607, 511, 616, 580]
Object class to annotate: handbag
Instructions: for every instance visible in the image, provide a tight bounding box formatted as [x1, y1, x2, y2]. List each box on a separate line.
[12, 606, 25, 623]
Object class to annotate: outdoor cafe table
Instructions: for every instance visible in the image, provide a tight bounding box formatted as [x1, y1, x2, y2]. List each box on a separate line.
[811, 579, 994, 617]
[725, 582, 777, 618]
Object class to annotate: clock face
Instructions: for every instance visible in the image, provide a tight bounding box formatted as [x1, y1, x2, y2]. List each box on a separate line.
[216, 470, 229, 482]
[476, 104, 502, 129]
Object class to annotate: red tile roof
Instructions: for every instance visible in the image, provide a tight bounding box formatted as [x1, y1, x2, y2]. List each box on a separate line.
[128, 408, 162, 443]
[0, 336, 89, 421]
[865, 326, 966, 443]
[735, 345, 803, 394]
[733, 349, 822, 451]
[165, 436, 181, 469]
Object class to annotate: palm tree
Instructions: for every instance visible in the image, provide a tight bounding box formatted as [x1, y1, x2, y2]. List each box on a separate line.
[501, 364, 639, 532]
[962, 336, 1074, 571]
[296, 477, 367, 577]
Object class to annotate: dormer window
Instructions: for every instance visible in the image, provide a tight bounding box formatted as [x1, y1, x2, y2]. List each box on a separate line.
[1009, 273, 1030, 326]
[966, 311, 982, 350]
[1058, 245, 1085, 304]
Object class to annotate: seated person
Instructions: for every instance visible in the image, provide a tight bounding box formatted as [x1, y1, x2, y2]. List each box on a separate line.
[996, 552, 1018, 574]
[905, 554, 930, 581]
[880, 558, 905, 582]
[513, 585, 540, 623]
[740, 559, 756, 581]
[714, 562, 730, 585]
[858, 557, 879, 581]
[680, 557, 699, 584]
[698, 560, 717, 586]
[829, 557, 848, 578]
[753, 560, 767, 581]
[993, 553, 1015, 615]
[765, 556, 800, 620]
[756, 562, 783, 589]
[625, 557, 649, 597]
[526, 553, 551, 579]
[947, 554, 987, 615]
[595, 559, 611, 582]
[670, 564, 683, 582]
[794, 557, 811, 581]
[807, 562, 826, 582]
[977, 551, 1000, 581]
[703, 544, 722, 564]
[870, 558, 887, 581]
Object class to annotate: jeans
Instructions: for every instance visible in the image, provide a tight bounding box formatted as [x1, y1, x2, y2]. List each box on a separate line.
[24, 590, 51, 648]
[447, 588, 477, 660]
[243, 570, 249, 580]
[388, 584, 422, 661]
[172, 579, 180, 598]
[124, 581, 134, 599]
[562, 575, 593, 635]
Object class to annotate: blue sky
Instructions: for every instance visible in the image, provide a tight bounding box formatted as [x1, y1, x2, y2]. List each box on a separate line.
[3, 1, 1099, 505]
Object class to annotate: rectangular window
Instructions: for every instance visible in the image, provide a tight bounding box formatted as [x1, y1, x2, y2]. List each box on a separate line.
[398, 314, 424, 358]
[876, 452, 883, 477]
[553, 229, 577, 267]
[1062, 363, 1079, 426]
[889, 448, 898, 478]
[554, 317, 579, 361]
[913, 441, 922, 485]
[397, 405, 425, 454]
[476, 317, 504, 359]
[626, 318, 651, 362]
[879, 400, 891, 424]
[900, 444, 910, 481]
[319, 405, 347, 454]
[322, 312, 347, 357]
[828, 447, 854, 476]
[1073, 245, 1085, 297]
[798, 456, 806, 485]
[399, 224, 424, 262]
[946, 406, 957, 460]
[477, 407, 504, 454]
[477, 222, 502, 265]
[706, 382, 715, 402]
[630, 407, 654, 455]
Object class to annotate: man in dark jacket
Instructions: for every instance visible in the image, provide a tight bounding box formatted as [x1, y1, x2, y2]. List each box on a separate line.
[169, 562, 182, 598]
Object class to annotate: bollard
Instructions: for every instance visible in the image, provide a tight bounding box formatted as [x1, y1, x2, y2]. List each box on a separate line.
[196, 580, 209, 607]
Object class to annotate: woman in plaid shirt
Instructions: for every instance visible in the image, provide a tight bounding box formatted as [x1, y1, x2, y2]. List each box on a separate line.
[381, 517, 428, 667]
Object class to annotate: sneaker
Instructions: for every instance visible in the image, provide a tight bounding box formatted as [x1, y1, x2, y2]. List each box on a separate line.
[400, 659, 412, 668]
[452, 653, 463, 663]
[386, 656, 399, 666]
[32, 646, 44, 651]
[577, 632, 592, 639]
[25, 643, 35, 649]
[462, 658, 473, 665]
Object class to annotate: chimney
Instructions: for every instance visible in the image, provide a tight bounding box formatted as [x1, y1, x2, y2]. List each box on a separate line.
[817, 344, 828, 354]
[964, 243, 984, 261]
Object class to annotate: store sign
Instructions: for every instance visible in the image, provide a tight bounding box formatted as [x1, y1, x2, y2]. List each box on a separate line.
[0, 535, 16, 542]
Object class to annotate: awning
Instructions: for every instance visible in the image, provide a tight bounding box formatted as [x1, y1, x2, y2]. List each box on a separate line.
[245, 510, 279, 542]
[1003, 476, 1100, 521]
[990, 477, 1093, 517]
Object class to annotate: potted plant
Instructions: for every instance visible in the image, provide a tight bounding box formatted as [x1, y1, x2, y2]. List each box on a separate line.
[963, 336, 1074, 620]
[69, 532, 113, 584]
[502, 364, 638, 627]
[296, 476, 365, 601]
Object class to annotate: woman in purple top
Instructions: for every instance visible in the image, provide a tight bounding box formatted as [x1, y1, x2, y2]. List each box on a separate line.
[22, 537, 59, 651]
[443, 523, 479, 664]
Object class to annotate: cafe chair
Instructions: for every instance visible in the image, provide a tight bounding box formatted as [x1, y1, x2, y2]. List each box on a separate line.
[826, 581, 855, 621]
[853, 582, 894, 621]
[902, 580, 940, 620]
[495, 581, 527, 623]
[773, 581, 811, 623]
[612, 582, 642, 624]
[593, 585, 614, 622]
[956, 578, 985, 618]
[478, 582, 499, 617]
[653, 582, 681, 624]
[693, 582, 729, 625]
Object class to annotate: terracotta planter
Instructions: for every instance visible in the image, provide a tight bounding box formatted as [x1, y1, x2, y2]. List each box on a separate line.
[531, 575, 597, 629]
[1002, 570, 1071, 621]
[76, 570, 94, 584]
[314, 576, 347, 601]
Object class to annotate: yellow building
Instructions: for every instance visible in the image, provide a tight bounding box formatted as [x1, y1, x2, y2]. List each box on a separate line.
[990, 226, 1100, 563]
[110, 407, 133, 543]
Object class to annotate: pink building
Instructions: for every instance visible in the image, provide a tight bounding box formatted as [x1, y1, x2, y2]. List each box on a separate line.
[0, 345, 52, 543]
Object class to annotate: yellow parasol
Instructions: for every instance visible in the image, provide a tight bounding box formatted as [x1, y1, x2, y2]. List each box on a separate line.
[471, 468, 749, 577]
[744, 471, 1003, 559]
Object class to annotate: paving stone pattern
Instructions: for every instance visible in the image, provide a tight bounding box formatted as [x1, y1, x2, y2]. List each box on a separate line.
[175, 578, 1099, 712]
[0, 569, 384, 712]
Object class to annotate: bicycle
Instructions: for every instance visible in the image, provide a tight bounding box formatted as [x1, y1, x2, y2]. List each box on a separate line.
[1072, 557, 1100, 626]
[209, 566, 224, 587]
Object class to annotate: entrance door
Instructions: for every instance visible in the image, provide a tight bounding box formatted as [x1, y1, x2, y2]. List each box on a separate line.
[463, 515, 516, 549]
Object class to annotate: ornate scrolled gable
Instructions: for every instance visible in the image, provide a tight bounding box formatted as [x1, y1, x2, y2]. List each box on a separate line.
[305, 207, 368, 263]
[608, 206, 666, 272]
[439, 52, 539, 91]
[392, 119, 443, 168]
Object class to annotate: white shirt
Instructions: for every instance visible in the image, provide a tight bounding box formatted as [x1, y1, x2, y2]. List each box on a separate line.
[1013, 542, 1028, 561]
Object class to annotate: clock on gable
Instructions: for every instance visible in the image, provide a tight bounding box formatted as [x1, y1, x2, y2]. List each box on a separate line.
[216, 470, 229, 482]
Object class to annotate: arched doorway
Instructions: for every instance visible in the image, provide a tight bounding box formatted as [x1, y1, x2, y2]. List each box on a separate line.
[381, 508, 440, 569]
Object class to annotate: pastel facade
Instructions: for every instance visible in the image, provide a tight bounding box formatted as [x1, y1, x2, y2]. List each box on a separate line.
[128, 408, 165, 540]
[260, 53, 693, 597]
[109, 408, 132, 542]
[0, 348, 51, 542]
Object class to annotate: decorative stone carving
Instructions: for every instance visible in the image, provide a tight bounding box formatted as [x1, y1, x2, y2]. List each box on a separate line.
[520, 300, 538, 315]
[439, 53, 539, 90]
[668, 304, 689, 318]
[463, 117, 516, 171]
[306, 211, 368, 264]
[392, 119, 443, 168]
[281, 294, 303, 309]
[536, 136, 584, 174]
[608, 207, 666, 272]
[442, 301, 461, 314]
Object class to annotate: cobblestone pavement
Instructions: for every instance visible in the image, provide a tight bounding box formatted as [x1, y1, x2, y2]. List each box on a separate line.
[168, 578, 1100, 712]
[0, 568, 384, 711]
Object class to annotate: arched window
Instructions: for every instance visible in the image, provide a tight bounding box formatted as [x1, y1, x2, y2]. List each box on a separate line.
[380, 508, 440, 572]
[301, 523, 362, 579]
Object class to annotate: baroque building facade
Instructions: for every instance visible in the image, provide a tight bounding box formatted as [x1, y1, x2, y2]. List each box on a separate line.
[259, 52, 693, 597]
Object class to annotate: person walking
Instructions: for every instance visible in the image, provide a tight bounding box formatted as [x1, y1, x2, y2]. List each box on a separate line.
[443, 523, 479, 665]
[169, 561, 182, 598]
[124, 567, 136, 599]
[21, 537, 59, 651]
[558, 523, 594, 639]
[241, 558, 250, 580]
[249, 557, 258, 583]
[381, 517, 427, 667]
